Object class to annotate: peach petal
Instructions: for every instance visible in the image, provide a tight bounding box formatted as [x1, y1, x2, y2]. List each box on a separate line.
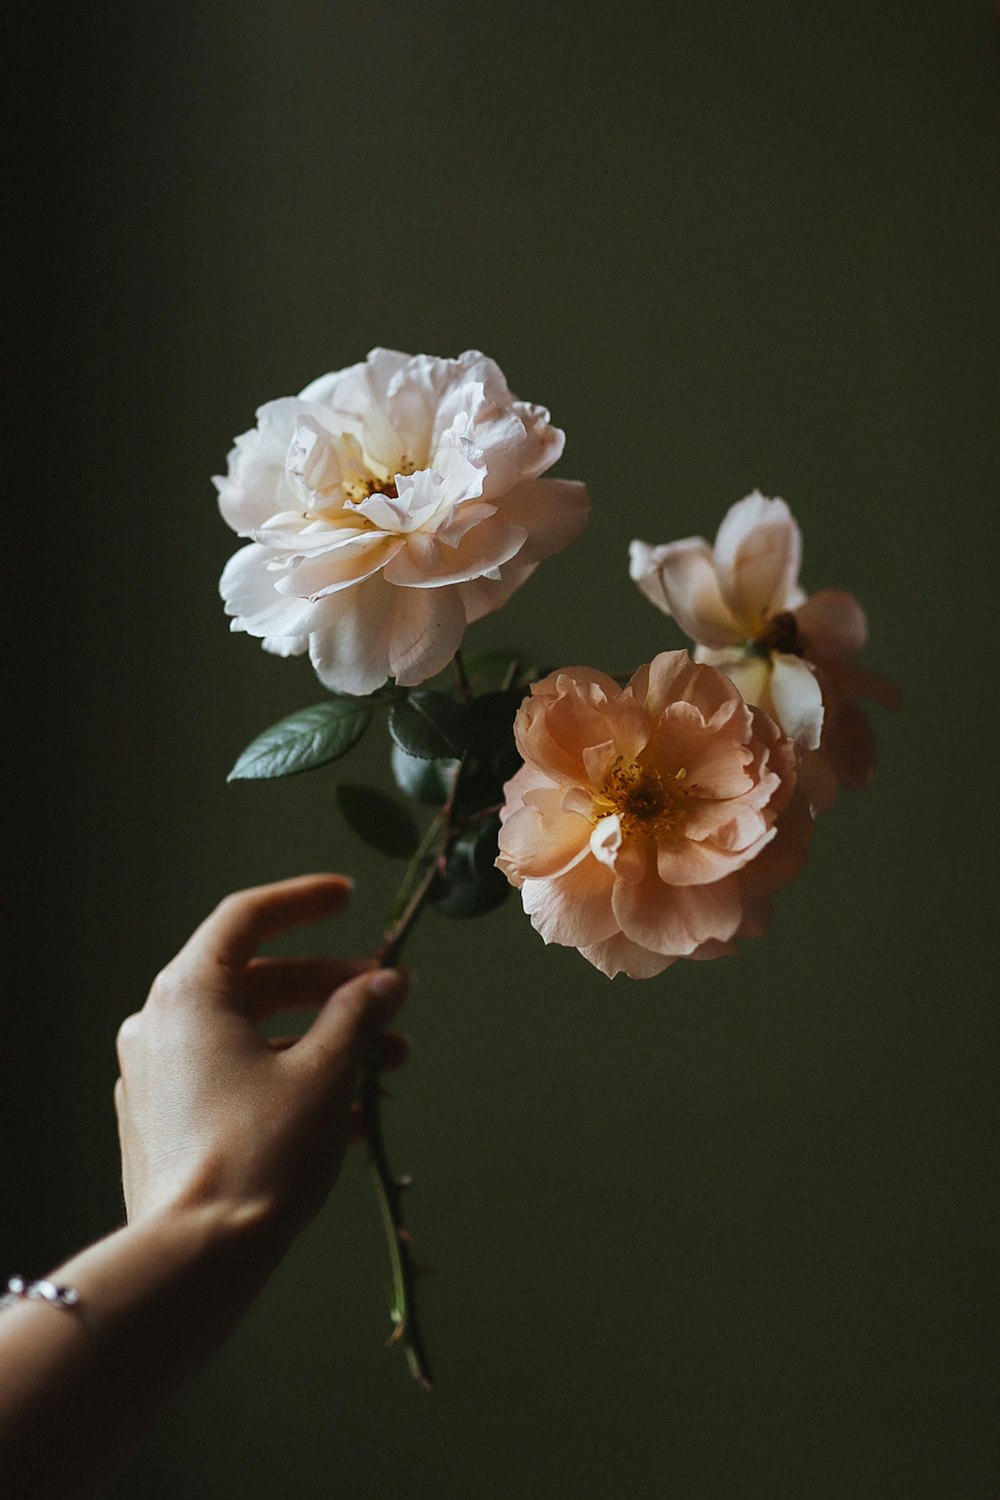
[497, 797, 592, 880]
[630, 649, 743, 724]
[520, 857, 620, 947]
[498, 763, 553, 823]
[655, 822, 773, 886]
[686, 937, 739, 961]
[682, 798, 770, 848]
[614, 860, 744, 954]
[515, 672, 648, 786]
[822, 658, 903, 712]
[794, 589, 867, 662]
[578, 932, 677, 980]
[645, 701, 754, 799]
[740, 787, 814, 897]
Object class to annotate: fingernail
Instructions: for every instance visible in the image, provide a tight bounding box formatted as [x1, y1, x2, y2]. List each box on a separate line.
[368, 968, 408, 1000]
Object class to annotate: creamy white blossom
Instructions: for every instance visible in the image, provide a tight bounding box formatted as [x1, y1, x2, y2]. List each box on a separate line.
[630, 492, 900, 807]
[217, 349, 590, 695]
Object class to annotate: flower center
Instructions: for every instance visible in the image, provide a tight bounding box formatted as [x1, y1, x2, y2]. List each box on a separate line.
[341, 458, 415, 508]
[598, 756, 690, 837]
[752, 610, 803, 657]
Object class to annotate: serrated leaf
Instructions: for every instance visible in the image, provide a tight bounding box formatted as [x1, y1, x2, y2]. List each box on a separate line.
[389, 691, 471, 760]
[431, 817, 510, 918]
[335, 785, 421, 859]
[228, 698, 373, 781]
[390, 744, 459, 806]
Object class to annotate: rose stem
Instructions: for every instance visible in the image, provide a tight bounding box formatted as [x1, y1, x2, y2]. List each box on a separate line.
[359, 821, 443, 1390]
[453, 647, 473, 701]
[359, 734, 472, 1389]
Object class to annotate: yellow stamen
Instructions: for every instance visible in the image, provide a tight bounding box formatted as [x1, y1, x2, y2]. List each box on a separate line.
[596, 755, 690, 837]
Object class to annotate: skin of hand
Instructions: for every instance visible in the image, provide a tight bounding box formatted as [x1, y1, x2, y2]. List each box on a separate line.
[0, 872, 411, 1500]
[115, 870, 410, 1243]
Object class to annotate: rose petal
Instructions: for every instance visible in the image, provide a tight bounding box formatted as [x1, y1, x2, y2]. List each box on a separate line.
[515, 672, 649, 787]
[497, 795, 593, 880]
[768, 652, 824, 749]
[214, 397, 312, 536]
[645, 700, 755, 799]
[630, 538, 744, 647]
[794, 589, 868, 662]
[306, 577, 397, 695]
[220, 543, 334, 639]
[520, 857, 620, 947]
[382, 518, 528, 589]
[274, 534, 404, 600]
[578, 932, 677, 980]
[386, 583, 468, 687]
[613, 856, 744, 955]
[714, 492, 802, 628]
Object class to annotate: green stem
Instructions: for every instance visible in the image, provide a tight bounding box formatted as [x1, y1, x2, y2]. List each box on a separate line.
[453, 647, 473, 701]
[360, 693, 477, 1388]
[360, 808, 453, 1390]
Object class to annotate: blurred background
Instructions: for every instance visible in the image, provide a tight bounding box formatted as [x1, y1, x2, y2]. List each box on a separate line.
[6, 1, 999, 1495]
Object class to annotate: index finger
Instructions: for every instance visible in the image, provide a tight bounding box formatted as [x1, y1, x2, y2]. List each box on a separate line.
[173, 874, 355, 974]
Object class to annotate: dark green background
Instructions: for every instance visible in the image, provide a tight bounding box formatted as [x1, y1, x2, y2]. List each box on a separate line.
[6, 2, 998, 1495]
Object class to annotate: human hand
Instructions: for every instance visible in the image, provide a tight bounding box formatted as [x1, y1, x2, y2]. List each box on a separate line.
[114, 873, 410, 1247]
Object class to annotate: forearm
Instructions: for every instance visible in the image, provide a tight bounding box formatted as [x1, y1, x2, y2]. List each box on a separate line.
[0, 1199, 287, 1500]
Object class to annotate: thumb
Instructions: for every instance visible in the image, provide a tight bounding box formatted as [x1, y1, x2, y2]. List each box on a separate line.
[298, 968, 412, 1072]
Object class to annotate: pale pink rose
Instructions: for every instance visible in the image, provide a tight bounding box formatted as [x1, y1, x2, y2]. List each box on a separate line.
[496, 652, 810, 979]
[217, 349, 590, 695]
[629, 493, 900, 808]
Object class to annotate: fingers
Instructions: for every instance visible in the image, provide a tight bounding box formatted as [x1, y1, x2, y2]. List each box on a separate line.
[294, 968, 412, 1073]
[268, 1028, 410, 1070]
[244, 955, 378, 1021]
[174, 875, 354, 976]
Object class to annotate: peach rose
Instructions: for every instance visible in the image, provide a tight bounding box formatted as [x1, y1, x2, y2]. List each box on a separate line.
[496, 652, 810, 979]
[630, 492, 900, 808]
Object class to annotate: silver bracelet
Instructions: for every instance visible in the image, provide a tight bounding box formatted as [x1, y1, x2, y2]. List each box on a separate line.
[0, 1276, 84, 1316]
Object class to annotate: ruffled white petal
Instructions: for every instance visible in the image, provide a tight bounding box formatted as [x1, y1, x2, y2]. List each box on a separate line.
[631, 538, 744, 647]
[713, 492, 802, 627]
[220, 544, 335, 639]
[767, 652, 824, 749]
[218, 349, 588, 690]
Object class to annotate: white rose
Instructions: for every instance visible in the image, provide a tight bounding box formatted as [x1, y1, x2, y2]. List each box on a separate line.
[217, 348, 590, 695]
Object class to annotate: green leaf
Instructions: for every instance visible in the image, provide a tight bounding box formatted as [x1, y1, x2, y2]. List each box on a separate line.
[432, 817, 511, 918]
[228, 698, 373, 781]
[335, 785, 421, 859]
[390, 744, 459, 806]
[389, 691, 471, 761]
